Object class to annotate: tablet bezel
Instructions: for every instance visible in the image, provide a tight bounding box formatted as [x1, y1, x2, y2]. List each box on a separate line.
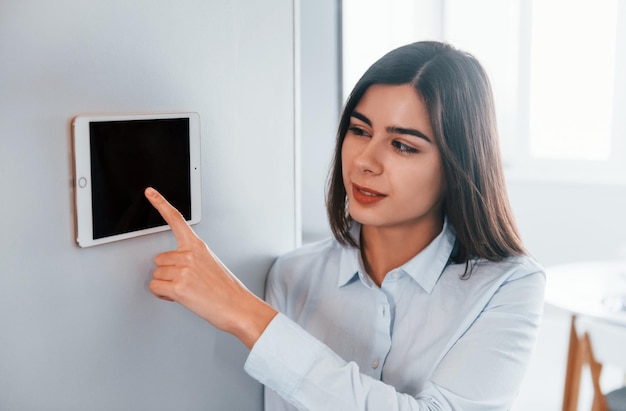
[72, 112, 202, 248]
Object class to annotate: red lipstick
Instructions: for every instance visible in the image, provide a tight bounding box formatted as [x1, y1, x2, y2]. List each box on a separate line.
[351, 183, 386, 205]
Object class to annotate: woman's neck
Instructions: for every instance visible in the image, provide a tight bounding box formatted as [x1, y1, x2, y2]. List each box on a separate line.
[360, 218, 443, 287]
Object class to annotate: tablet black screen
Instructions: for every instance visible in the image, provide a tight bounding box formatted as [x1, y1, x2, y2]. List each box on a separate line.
[89, 118, 191, 239]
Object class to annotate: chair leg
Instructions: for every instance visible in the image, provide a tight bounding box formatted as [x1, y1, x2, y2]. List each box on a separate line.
[581, 333, 608, 411]
[563, 315, 583, 411]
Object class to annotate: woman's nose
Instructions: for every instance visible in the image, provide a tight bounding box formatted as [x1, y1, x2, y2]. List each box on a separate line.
[354, 138, 383, 175]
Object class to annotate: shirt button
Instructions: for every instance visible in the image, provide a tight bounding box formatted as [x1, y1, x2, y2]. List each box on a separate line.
[372, 359, 380, 369]
[392, 272, 400, 280]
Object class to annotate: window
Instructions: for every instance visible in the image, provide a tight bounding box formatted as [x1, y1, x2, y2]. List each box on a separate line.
[528, 0, 617, 161]
[342, 0, 626, 184]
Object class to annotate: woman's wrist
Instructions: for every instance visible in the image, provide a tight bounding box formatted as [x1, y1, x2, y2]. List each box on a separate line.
[232, 294, 278, 349]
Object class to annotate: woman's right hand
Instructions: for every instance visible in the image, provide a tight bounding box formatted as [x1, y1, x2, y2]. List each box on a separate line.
[144, 187, 277, 349]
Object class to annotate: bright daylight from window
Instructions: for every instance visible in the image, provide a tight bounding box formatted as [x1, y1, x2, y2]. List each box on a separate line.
[529, 0, 617, 161]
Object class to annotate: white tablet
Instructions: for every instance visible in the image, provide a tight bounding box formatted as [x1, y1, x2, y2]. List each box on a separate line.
[72, 112, 202, 248]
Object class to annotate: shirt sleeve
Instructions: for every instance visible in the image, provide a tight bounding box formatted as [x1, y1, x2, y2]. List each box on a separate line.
[244, 313, 419, 410]
[244, 268, 545, 411]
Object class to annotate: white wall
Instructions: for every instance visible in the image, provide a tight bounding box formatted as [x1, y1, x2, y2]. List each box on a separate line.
[508, 180, 626, 267]
[0, 1, 297, 409]
[300, 0, 340, 241]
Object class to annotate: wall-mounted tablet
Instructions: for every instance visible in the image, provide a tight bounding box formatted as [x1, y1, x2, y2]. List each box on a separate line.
[72, 112, 202, 248]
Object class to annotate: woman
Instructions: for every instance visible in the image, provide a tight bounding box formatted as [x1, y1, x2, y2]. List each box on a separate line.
[145, 41, 545, 410]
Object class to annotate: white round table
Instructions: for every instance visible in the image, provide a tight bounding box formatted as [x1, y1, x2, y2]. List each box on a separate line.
[545, 260, 626, 325]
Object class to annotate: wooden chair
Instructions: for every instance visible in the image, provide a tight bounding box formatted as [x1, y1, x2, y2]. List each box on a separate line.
[578, 317, 626, 411]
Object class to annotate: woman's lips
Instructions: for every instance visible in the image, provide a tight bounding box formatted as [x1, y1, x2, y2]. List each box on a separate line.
[351, 183, 386, 205]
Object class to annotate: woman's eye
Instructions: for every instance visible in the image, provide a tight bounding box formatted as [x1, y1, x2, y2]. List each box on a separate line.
[392, 140, 418, 154]
[348, 126, 369, 137]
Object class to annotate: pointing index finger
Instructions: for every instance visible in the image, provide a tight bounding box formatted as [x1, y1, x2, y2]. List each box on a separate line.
[145, 187, 197, 247]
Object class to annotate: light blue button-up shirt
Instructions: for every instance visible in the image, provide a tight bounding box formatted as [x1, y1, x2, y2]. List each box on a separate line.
[244, 221, 545, 410]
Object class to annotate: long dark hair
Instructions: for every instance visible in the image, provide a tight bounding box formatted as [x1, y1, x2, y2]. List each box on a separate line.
[326, 41, 526, 275]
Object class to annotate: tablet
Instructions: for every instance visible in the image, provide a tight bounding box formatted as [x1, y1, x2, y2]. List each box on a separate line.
[72, 112, 202, 248]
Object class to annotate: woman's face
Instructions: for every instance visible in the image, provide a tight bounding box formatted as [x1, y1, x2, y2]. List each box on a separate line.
[341, 83, 445, 232]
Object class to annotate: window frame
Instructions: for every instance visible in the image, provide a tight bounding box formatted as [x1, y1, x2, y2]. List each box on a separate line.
[503, 0, 626, 185]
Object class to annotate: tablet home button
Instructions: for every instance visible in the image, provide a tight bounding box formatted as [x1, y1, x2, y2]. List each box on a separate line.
[78, 177, 87, 188]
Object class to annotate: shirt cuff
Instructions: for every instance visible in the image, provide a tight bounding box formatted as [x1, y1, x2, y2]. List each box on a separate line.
[243, 313, 329, 403]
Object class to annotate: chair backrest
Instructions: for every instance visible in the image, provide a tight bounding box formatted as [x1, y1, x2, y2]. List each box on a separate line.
[577, 316, 626, 370]
[576, 316, 626, 411]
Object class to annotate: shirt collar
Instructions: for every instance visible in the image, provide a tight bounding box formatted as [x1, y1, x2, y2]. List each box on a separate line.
[337, 219, 456, 294]
[337, 223, 364, 287]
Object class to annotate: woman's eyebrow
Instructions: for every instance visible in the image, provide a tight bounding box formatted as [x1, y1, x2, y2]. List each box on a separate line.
[350, 111, 371, 126]
[387, 126, 431, 143]
[351, 110, 431, 143]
